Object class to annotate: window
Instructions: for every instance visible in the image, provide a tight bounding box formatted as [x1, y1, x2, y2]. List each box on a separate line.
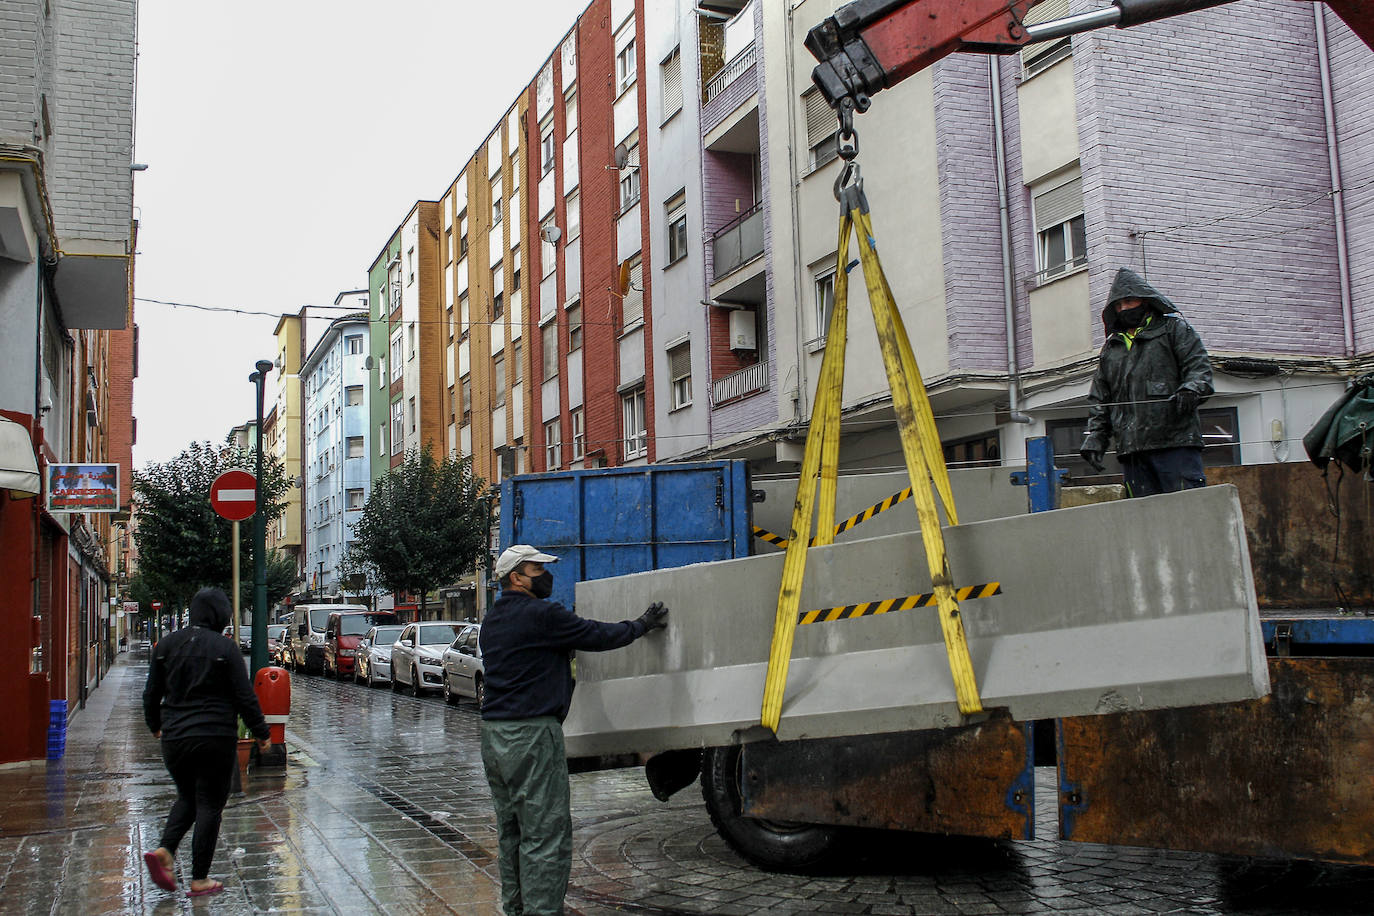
[619, 145, 641, 210]
[491, 176, 503, 225]
[571, 407, 585, 461]
[666, 194, 687, 265]
[1046, 417, 1114, 478]
[448, 305, 456, 340]
[567, 303, 582, 352]
[621, 387, 647, 459]
[1200, 406, 1241, 466]
[1021, 0, 1072, 77]
[407, 246, 416, 285]
[616, 38, 637, 92]
[492, 262, 505, 319]
[564, 92, 578, 134]
[346, 488, 365, 510]
[390, 401, 404, 451]
[458, 210, 469, 257]
[459, 294, 469, 339]
[511, 248, 522, 290]
[512, 341, 522, 381]
[407, 321, 416, 359]
[804, 87, 839, 170]
[1033, 175, 1086, 281]
[493, 354, 506, 407]
[460, 374, 471, 425]
[541, 121, 556, 174]
[542, 321, 559, 376]
[621, 255, 644, 328]
[346, 436, 364, 459]
[566, 192, 581, 240]
[408, 396, 416, 433]
[814, 268, 836, 338]
[345, 335, 363, 355]
[545, 418, 562, 469]
[941, 432, 1002, 469]
[379, 423, 386, 456]
[345, 385, 364, 407]
[668, 343, 692, 410]
[661, 47, 682, 117]
[449, 384, 457, 421]
[389, 330, 403, 381]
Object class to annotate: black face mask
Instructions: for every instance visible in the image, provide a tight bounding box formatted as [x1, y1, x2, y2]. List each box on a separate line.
[529, 571, 554, 600]
[1116, 305, 1146, 329]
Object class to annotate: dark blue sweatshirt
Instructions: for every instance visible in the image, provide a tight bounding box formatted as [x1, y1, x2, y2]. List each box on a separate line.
[479, 589, 648, 722]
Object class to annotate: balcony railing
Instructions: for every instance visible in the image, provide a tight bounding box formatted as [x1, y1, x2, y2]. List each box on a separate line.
[711, 361, 768, 406]
[705, 43, 756, 104]
[710, 203, 764, 282]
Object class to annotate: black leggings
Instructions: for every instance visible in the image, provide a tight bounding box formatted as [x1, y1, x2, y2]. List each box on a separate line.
[159, 736, 235, 880]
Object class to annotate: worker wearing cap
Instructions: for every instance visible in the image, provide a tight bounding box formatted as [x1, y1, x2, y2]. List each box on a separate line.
[479, 544, 669, 916]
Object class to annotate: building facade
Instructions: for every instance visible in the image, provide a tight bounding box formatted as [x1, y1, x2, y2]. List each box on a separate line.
[0, 0, 138, 763]
[300, 306, 371, 597]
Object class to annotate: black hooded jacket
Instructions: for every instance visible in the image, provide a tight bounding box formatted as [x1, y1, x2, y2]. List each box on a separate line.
[1082, 269, 1214, 459]
[142, 588, 269, 742]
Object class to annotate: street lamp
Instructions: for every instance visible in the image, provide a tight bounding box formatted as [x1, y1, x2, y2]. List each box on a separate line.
[249, 359, 274, 673]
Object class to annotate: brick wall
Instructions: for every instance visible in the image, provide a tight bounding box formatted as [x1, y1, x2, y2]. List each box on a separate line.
[0, 1, 49, 146]
[49, 0, 136, 243]
[933, 55, 1011, 373]
[635, 0, 656, 462]
[1076, 1, 1345, 356]
[1326, 9, 1374, 354]
[417, 201, 446, 456]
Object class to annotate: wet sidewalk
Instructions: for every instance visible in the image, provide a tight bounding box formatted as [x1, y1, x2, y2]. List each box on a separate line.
[0, 650, 507, 915]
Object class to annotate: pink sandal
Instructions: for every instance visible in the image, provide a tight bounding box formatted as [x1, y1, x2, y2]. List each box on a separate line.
[143, 851, 176, 892]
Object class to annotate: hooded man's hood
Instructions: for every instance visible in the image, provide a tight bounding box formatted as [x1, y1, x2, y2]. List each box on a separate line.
[1102, 268, 1178, 333]
[189, 586, 232, 631]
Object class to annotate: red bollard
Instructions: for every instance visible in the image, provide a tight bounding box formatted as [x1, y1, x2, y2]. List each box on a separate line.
[254, 666, 291, 746]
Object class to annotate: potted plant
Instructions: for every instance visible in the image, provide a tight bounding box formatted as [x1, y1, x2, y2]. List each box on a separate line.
[236, 717, 254, 780]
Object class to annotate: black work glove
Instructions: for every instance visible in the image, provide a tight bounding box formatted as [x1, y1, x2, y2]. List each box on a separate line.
[1080, 447, 1105, 473]
[638, 601, 669, 631]
[1173, 388, 1200, 416]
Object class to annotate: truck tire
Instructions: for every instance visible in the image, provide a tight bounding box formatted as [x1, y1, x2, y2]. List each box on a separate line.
[700, 745, 838, 872]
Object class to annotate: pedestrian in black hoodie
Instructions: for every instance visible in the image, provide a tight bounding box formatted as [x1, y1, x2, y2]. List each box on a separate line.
[142, 587, 270, 897]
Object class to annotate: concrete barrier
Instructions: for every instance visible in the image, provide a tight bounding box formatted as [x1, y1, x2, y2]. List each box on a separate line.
[565, 485, 1268, 757]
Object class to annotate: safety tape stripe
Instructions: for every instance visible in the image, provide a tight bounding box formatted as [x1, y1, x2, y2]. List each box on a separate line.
[797, 582, 1002, 625]
[753, 486, 916, 549]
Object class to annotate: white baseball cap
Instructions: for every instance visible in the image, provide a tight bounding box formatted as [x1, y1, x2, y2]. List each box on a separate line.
[494, 544, 559, 579]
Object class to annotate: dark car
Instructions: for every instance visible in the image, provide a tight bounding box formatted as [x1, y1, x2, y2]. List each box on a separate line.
[323, 610, 399, 679]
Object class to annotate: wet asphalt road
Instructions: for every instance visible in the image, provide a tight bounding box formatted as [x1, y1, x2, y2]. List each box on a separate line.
[1, 650, 1372, 914]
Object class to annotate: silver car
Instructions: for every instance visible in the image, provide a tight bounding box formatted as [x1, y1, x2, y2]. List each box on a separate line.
[441, 623, 484, 708]
[391, 621, 464, 697]
[356, 624, 405, 687]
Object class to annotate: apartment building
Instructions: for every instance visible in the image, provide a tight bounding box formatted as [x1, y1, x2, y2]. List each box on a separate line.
[300, 306, 371, 596]
[0, 0, 138, 763]
[269, 314, 305, 593]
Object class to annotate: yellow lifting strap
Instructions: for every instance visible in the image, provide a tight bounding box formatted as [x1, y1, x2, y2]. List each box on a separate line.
[758, 175, 983, 735]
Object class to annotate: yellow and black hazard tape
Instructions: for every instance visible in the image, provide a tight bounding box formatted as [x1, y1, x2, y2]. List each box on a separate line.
[797, 582, 1002, 626]
[754, 486, 914, 549]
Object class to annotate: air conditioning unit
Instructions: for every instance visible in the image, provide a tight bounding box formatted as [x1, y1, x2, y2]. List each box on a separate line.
[728, 310, 756, 352]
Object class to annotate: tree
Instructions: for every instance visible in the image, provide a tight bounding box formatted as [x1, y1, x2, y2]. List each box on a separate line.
[132, 440, 291, 614]
[349, 447, 489, 620]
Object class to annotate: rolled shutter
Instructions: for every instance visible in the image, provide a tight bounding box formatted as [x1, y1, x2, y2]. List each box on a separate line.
[1034, 176, 1083, 231]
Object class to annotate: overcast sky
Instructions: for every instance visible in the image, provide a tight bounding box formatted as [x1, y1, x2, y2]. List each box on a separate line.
[131, 0, 587, 466]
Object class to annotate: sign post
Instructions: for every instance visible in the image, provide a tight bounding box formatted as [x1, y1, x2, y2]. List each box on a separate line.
[211, 469, 257, 646]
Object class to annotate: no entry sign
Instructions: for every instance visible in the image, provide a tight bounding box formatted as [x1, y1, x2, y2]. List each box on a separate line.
[210, 469, 258, 522]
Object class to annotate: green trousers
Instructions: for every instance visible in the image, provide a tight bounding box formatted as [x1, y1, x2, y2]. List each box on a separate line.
[480, 717, 572, 916]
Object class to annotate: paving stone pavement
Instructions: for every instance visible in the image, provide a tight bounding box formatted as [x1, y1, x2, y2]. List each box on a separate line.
[1, 649, 1371, 915]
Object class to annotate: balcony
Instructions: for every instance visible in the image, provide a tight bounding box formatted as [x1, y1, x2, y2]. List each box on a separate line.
[711, 361, 768, 406]
[705, 44, 756, 105]
[710, 203, 763, 283]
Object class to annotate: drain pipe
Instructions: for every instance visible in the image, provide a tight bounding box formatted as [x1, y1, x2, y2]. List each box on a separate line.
[1314, 5, 1355, 357]
[990, 56, 1030, 424]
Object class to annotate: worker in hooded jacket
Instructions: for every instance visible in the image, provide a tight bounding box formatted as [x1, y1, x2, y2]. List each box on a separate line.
[1080, 268, 1214, 496]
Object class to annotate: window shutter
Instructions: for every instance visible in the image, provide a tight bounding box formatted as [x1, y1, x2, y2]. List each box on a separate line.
[1034, 176, 1083, 231]
[669, 344, 690, 380]
[1022, 0, 1071, 64]
[622, 260, 644, 325]
[804, 88, 835, 147]
[663, 49, 682, 114]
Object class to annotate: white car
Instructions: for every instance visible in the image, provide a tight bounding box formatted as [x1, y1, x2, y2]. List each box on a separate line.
[391, 621, 464, 697]
[441, 623, 484, 708]
[356, 624, 405, 687]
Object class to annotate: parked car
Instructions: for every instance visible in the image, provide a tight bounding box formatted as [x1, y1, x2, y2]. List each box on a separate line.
[237, 625, 253, 653]
[441, 623, 484, 708]
[356, 624, 406, 687]
[286, 603, 368, 674]
[323, 610, 399, 679]
[266, 624, 288, 665]
[390, 621, 464, 697]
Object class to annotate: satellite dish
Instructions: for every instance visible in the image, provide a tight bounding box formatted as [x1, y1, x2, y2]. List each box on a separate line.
[363, 355, 375, 370]
[541, 224, 562, 244]
[613, 142, 630, 170]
